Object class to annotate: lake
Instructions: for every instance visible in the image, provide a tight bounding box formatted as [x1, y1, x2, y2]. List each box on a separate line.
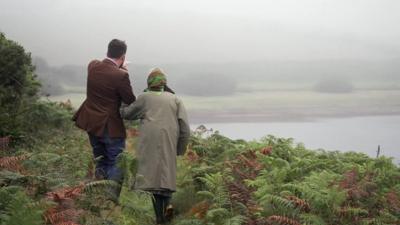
[47, 93, 400, 163]
[192, 115, 400, 164]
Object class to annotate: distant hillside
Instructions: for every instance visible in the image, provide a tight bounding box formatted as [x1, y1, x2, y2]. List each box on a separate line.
[33, 57, 400, 96]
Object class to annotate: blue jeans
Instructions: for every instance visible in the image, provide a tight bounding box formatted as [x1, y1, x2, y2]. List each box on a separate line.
[88, 130, 125, 183]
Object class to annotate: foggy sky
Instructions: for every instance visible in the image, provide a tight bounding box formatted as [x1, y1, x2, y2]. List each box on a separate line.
[1, 0, 400, 66]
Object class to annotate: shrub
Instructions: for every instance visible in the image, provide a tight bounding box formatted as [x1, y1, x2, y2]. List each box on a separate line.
[0, 33, 41, 138]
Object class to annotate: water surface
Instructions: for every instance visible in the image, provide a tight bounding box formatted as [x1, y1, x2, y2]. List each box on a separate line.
[193, 115, 400, 163]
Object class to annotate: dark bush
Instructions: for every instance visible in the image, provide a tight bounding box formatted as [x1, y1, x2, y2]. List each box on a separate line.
[0, 33, 41, 137]
[0, 33, 72, 142]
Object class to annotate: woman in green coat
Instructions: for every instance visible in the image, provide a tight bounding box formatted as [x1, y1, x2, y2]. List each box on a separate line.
[120, 68, 190, 224]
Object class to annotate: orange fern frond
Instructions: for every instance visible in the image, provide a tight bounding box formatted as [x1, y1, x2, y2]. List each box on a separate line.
[286, 195, 310, 212]
[0, 154, 27, 172]
[386, 190, 400, 213]
[54, 222, 80, 225]
[267, 215, 301, 225]
[238, 154, 263, 171]
[339, 168, 358, 189]
[260, 146, 272, 155]
[126, 128, 139, 138]
[44, 208, 82, 225]
[0, 136, 11, 151]
[185, 149, 199, 162]
[47, 184, 84, 203]
[58, 100, 73, 111]
[188, 201, 210, 219]
[86, 160, 94, 179]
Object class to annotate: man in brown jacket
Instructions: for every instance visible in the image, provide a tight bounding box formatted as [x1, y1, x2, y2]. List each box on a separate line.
[73, 39, 135, 187]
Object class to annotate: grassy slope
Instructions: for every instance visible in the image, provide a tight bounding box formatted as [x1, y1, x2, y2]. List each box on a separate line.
[1, 108, 400, 225]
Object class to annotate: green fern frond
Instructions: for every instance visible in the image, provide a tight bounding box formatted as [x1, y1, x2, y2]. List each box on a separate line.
[0, 189, 44, 225]
[253, 182, 275, 201]
[116, 152, 138, 188]
[84, 180, 120, 194]
[197, 172, 230, 208]
[337, 207, 368, 218]
[360, 217, 397, 225]
[263, 194, 295, 210]
[299, 213, 327, 225]
[295, 171, 346, 212]
[172, 218, 204, 225]
[377, 209, 399, 223]
[222, 215, 245, 225]
[0, 185, 25, 211]
[281, 183, 303, 194]
[118, 190, 154, 225]
[0, 170, 28, 186]
[205, 208, 230, 221]
[121, 204, 153, 224]
[197, 190, 215, 200]
[29, 152, 61, 162]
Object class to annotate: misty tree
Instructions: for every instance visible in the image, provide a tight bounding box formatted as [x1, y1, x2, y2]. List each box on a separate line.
[32, 57, 87, 96]
[32, 56, 64, 96]
[32, 56, 49, 73]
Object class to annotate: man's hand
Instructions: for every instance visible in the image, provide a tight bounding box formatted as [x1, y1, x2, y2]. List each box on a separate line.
[120, 65, 128, 72]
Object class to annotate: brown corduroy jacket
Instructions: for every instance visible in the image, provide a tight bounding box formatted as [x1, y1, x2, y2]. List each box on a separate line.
[73, 59, 136, 138]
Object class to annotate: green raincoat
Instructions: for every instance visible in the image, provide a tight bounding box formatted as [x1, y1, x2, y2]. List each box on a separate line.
[120, 91, 190, 191]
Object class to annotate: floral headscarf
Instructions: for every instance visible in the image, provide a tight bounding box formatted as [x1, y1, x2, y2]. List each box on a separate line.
[147, 68, 167, 90]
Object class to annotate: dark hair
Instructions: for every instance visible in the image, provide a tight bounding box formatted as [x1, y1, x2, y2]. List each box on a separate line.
[107, 39, 127, 58]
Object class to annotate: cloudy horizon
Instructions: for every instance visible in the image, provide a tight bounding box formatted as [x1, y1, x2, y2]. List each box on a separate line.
[1, 0, 399, 66]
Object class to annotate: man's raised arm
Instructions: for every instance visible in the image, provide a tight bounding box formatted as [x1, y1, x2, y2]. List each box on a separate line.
[118, 73, 136, 104]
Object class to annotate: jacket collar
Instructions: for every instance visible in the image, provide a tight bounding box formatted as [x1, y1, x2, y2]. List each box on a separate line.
[103, 58, 119, 67]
